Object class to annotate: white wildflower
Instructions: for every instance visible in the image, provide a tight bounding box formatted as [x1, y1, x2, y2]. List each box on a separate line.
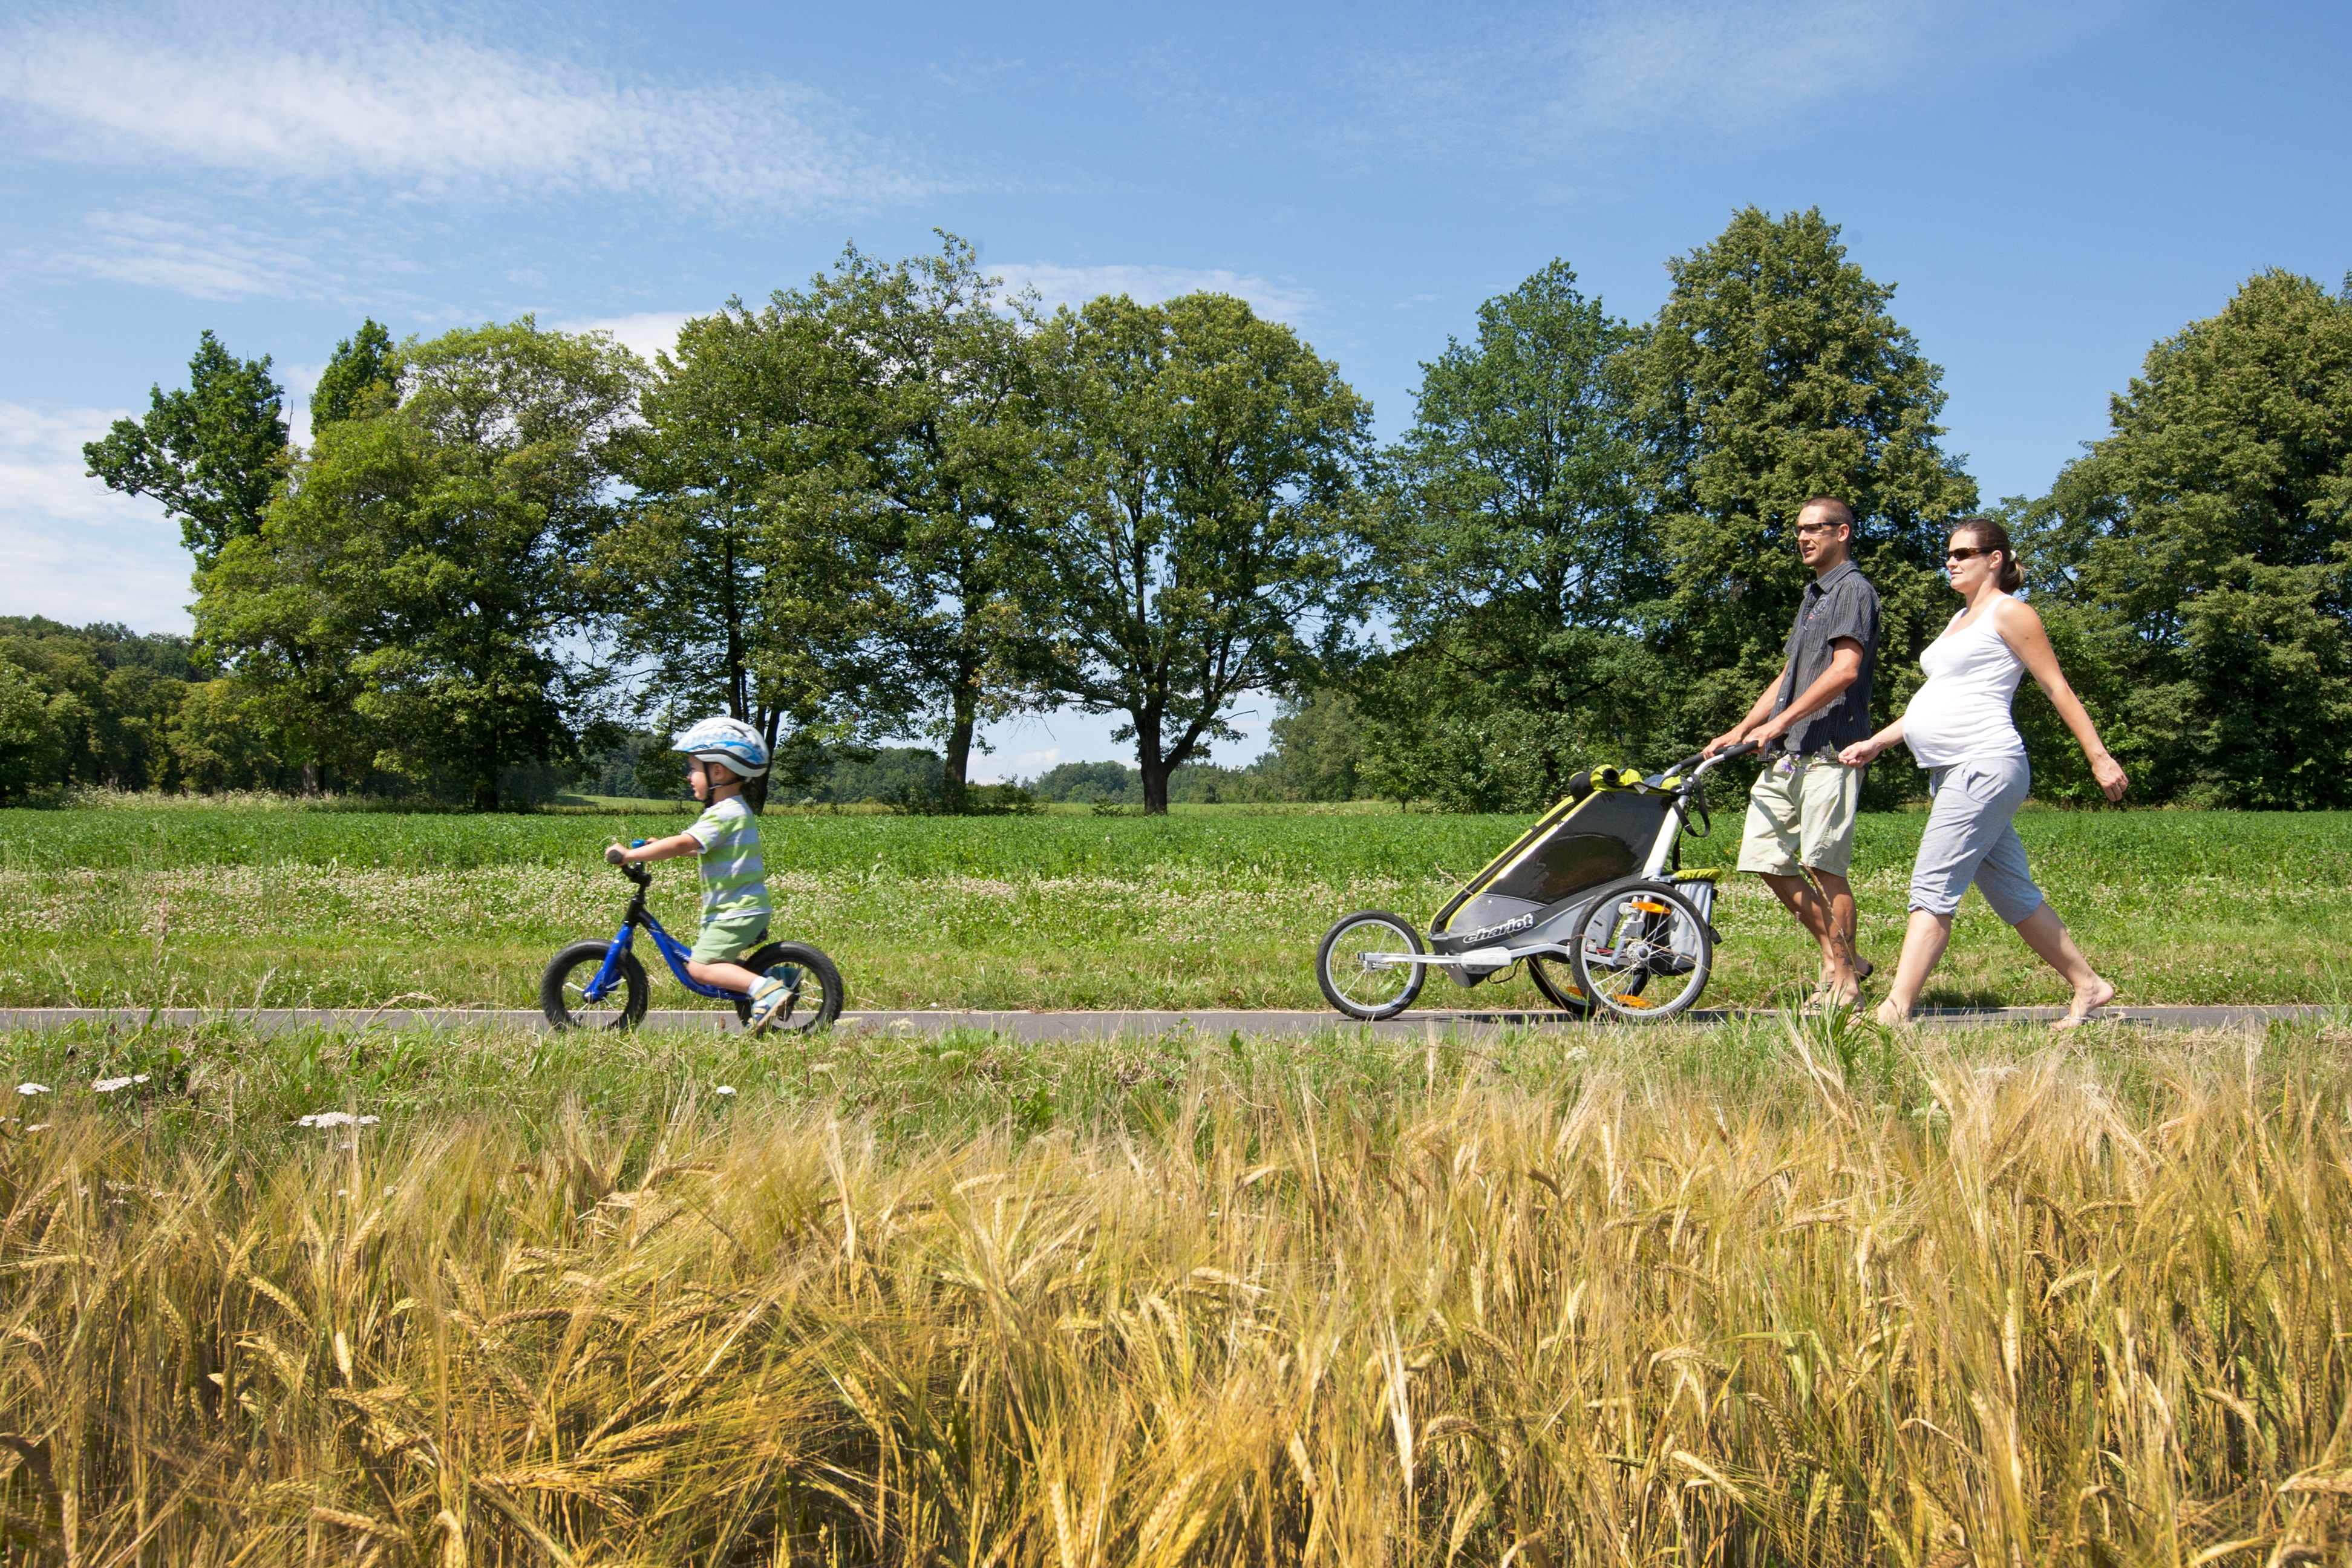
[92, 1074, 151, 1094]
[295, 1111, 381, 1129]
[16, 1083, 48, 1096]
[714, 1085, 737, 1097]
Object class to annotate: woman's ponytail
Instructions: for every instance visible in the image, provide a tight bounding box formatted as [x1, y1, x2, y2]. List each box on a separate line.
[1953, 516, 2024, 593]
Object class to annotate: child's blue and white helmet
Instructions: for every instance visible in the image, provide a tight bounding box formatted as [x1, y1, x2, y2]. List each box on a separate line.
[671, 716, 770, 778]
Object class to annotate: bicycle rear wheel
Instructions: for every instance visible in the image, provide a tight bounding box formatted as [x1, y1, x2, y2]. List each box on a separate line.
[734, 942, 844, 1034]
[540, 941, 649, 1031]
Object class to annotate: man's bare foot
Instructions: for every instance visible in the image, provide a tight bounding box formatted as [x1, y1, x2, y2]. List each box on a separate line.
[2051, 976, 2117, 1031]
[1875, 998, 1910, 1029]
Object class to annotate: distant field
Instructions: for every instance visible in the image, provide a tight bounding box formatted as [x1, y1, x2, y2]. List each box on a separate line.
[1, 804, 2345, 1011]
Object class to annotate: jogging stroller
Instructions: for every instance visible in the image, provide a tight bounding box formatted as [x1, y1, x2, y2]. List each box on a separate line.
[1313, 741, 1759, 1022]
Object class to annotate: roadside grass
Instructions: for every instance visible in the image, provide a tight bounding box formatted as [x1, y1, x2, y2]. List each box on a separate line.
[5, 1014, 2352, 1563]
[2, 806, 2346, 1012]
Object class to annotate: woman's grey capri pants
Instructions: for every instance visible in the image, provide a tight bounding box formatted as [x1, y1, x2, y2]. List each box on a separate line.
[1911, 754, 2045, 923]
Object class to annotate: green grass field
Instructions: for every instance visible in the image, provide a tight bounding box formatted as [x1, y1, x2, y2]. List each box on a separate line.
[1, 803, 2345, 1012]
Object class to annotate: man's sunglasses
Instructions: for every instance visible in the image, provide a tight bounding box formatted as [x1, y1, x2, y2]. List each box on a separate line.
[1945, 545, 1995, 562]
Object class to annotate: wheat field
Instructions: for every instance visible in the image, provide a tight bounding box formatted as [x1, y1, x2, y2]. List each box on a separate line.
[5, 1017, 2352, 1564]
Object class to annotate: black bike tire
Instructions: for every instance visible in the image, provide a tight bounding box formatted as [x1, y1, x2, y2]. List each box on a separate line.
[1316, 911, 1426, 1021]
[734, 941, 845, 1033]
[1569, 878, 1712, 1023]
[540, 941, 650, 1031]
[1526, 954, 1601, 1014]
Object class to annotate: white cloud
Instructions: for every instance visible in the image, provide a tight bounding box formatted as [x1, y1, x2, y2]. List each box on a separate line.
[65, 211, 327, 302]
[0, 403, 192, 630]
[1348, 0, 2115, 163]
[993, 263, 1316, 324]
[555, 311, 697, 367]
[0, 10, 938, 212]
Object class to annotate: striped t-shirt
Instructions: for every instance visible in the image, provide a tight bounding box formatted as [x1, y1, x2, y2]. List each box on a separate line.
[682, 796, 771, 923]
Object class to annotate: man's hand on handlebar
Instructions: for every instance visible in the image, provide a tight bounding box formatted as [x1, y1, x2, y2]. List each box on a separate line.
[1702, 727, 1749, 759]
[605, 843, 629, 866]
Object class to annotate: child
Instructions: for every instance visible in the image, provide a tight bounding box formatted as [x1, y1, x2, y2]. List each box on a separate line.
[604, 717, 797, 1034]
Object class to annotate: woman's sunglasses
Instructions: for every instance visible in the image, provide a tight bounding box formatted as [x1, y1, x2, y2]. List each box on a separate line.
[1945, 545, 1993, 562]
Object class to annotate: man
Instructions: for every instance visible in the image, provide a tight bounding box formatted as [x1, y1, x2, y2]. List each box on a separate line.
[1705, 495, 1881, 1009]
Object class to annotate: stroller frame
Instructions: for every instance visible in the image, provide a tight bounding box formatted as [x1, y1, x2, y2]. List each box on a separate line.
[1315, 741, 1761, 1021]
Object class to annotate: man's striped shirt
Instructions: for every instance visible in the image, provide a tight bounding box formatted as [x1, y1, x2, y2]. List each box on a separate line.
[682, 796, 771, 923]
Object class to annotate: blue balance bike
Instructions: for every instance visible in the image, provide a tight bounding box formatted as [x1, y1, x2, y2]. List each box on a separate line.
[538, 843, 844, 1033]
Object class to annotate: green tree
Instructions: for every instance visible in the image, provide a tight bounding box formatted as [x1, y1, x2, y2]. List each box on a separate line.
[1366, 260, 1665, 808]
[604, 301, 893, 809]
[84, 331, 289, 569]
[781, 235, 1060, 812]
[0, 659, 48, 802]
[201, 320, 642, 808]
[309, 319, 396, 431]
[1638, 207, 1978, 769]
[2039, 269, 2352, 806]
[1038, 292, 1373, 814]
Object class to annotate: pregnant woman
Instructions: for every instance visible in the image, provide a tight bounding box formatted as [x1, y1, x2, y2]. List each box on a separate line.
[1838, 516, 2129, 1028]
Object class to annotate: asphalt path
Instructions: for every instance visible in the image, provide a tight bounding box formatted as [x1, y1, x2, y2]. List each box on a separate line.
[0, 1005, 2331, 1037]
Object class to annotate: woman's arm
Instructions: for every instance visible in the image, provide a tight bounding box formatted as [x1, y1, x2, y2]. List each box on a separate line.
[1993, 599, 2128, 802]
[1838, 716, 1906, 768]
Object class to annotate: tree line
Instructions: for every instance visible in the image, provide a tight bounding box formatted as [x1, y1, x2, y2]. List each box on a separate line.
[21, 208, 2347, 813]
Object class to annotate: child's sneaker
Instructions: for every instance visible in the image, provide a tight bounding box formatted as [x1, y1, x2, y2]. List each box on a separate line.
[746, 972, 799, 1036]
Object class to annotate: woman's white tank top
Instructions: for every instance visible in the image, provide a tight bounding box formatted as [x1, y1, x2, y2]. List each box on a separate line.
[1902, 598, 2028, 768]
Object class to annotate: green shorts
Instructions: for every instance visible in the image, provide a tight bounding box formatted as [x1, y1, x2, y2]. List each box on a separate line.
[688, 913, 770, 965]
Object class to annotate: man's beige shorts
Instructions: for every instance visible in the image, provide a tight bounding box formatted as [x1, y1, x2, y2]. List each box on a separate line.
[1736, 757, 1861, 878]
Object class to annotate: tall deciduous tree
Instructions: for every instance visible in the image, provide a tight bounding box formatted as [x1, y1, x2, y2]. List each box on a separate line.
[1361, 260, 1661, 809]
[1040, 292, 1371, 814]
[2036, 268, 2352, 806]
[198, 321, 642, 808]
[84, 331, 289, 569]
[604, 302, 888, 808]
[783, 235, 1059, 812]
[309, 319, 396, 431]
[1638, 207, 1977, 759]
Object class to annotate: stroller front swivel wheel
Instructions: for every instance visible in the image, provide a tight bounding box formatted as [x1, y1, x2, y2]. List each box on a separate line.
[1316, 911, 1426, 1021]
[1570, 878, 1714, 1022]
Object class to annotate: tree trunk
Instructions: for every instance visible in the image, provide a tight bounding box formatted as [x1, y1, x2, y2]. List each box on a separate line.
[301, 760, 319, 797]
[941, 690, 975, 815]
[1136, 719, 1170, 815]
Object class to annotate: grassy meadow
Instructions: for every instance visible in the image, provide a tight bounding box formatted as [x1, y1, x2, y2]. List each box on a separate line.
[1, 802, 2347, 1014]
[5, 1012, 2352, 1562]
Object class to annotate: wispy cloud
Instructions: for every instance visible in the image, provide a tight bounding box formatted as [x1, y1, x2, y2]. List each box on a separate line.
[0, 7, 940, 212]
[994, 263, 1316, 324]
[65, 211, 328, 301]
[1342, 0, 2117, 165]
[0, 403, 191, 630]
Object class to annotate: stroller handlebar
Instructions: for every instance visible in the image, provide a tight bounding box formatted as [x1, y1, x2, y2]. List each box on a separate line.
[1669, 739, 1762, 780]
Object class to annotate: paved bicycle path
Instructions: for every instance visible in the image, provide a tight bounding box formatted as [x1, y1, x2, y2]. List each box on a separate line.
[0, 1004, 2330, 1037]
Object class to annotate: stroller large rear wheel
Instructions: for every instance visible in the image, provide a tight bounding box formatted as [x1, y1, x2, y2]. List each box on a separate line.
[1570, 878, 1713, 1022]
[1317, 912, 1426, 1021]
[1526, 955, 1597, 1015]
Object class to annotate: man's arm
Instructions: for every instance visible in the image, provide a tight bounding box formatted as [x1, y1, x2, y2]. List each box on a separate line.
[1751, 639, 1863, 746]
[1705, 665, 1792, 756]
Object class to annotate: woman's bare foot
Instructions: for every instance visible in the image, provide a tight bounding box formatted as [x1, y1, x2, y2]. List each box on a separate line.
[1875, 997, 1910, 1029]
[2050, 976, 2117, 1031]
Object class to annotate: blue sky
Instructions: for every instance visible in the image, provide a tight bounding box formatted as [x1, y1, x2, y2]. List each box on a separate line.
[3, 0, 2346, 778]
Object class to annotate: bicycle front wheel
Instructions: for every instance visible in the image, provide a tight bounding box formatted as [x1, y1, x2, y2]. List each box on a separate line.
[541, 941, 649, 1031]
[1569, 879, 1714, 1022]
[735, 942, 844, 1034]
